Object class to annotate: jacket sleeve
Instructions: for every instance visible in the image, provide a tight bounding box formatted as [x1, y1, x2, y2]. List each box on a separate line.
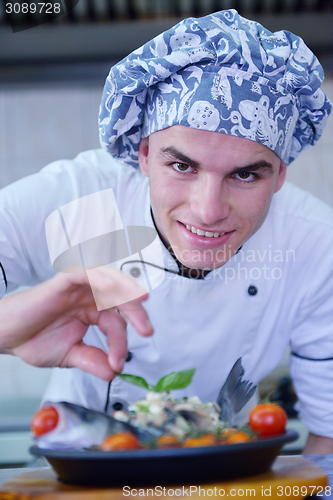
[288, 215, 333, 438]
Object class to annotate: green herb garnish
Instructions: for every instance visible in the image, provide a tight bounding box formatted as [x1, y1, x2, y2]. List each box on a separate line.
[117, 368, 195, 392]
[116, 374, 149, 390]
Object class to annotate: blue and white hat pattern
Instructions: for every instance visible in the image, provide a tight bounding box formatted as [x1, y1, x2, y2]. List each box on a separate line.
[99, 9, 332, 167]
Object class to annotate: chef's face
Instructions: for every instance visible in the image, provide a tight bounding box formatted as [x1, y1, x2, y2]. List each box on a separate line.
[138, 125, 287, 270]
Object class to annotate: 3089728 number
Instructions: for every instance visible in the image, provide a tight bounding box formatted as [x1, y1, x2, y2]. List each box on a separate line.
[5, 2, 61, 14]
[276, 485, 331, 496]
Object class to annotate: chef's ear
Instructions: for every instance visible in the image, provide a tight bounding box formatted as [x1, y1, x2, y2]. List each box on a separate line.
[138, 137, 149, 177]
[274, 161, 287, 193]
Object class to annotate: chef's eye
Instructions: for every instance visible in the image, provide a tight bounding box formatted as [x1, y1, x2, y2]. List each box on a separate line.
[171, 162, 193, 173]
[234, 171, 258, 182]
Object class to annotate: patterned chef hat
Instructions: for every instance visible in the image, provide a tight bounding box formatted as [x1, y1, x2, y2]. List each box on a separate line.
[99, 9, 332, 167]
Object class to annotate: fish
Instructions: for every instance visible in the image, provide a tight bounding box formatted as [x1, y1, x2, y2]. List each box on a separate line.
[32, 401, 160, 450]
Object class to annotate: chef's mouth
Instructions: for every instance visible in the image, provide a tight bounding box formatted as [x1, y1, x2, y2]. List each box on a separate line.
[180, 222, 230, 238]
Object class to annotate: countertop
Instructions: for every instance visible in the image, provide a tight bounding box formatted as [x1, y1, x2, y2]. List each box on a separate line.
[1, 455, 333, 498]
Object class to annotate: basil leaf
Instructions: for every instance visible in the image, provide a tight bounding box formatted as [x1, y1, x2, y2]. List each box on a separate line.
[153, 368, 195, 392]
[117, 373, 150, 390]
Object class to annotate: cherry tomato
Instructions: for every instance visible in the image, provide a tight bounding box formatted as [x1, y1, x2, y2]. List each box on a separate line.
[249, 403, 287, 437]
[223, 431, 253, 444]
[183, 433, 216, 448]
[156, 435, 181, 449]
[31, 406, 59, 437]
[100, 432, 140, 451]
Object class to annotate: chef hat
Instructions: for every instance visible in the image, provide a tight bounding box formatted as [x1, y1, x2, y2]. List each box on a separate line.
[99, 9, 332, 167]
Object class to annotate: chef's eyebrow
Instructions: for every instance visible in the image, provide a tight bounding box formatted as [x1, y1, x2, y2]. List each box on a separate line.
[159, 147, 200, 169]
[230, 161, 274, 176]
[160, 147, 273, 174]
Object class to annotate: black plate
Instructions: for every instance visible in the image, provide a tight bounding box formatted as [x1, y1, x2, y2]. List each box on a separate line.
[30, 430, 298, 486]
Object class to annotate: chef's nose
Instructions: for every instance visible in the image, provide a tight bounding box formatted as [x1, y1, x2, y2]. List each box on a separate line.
[190, 176, 231, 226]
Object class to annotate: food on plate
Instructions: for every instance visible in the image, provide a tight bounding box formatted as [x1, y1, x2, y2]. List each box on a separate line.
[30, 396, 283, 451]
[249, 402, 287, 437]
[31, 360, 286, 452]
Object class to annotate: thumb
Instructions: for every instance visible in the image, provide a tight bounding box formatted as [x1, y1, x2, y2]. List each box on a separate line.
[62, 342, 115, 381]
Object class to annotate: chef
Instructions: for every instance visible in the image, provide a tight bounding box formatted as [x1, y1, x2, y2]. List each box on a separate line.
[0, 10, 332, 454]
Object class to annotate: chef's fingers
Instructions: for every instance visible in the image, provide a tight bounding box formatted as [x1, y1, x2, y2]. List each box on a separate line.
[82, 266, 153, 337]
[84, 266, 149, 312]
[62, 342, 115, 381]
[117, 299, 154, 337]
[98, 309, 129, 374]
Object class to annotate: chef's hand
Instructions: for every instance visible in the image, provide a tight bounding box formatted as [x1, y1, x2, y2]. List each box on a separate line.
[0, 268, 153, 380]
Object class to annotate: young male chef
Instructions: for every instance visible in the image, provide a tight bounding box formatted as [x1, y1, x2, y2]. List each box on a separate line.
[0, 10, 332, 453]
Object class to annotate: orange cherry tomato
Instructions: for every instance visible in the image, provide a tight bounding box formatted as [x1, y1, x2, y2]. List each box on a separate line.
[183, 433, 216, 448]
[100, 432, 140, 451]
[156, 435, 181, 449]
[223, 431, 253, 444]
[31, 406, 59, 437]
[249, 403, 287, 438]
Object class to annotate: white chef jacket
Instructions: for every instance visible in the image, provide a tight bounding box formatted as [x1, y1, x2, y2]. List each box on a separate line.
[1, 149, 333, 437]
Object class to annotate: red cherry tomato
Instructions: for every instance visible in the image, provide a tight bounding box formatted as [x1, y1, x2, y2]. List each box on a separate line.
[249, 403, 287, 437]
[31, 406, 59, 437]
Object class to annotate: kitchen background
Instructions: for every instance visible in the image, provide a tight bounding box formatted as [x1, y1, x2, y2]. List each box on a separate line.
[0, 0, 332, 465]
